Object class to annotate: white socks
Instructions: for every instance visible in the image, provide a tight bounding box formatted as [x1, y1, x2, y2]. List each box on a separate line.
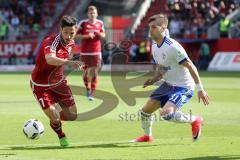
[140, 110, 153, 136]
[140, 109, 197, 136]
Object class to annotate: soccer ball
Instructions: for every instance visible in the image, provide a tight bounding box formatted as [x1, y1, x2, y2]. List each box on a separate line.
[23, 119, 44, 140]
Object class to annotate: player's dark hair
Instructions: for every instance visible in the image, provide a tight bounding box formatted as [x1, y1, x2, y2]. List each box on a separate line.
[60, 15, 77, 28]
[88, 5, 98, 12]
[148, 14, 168, 27]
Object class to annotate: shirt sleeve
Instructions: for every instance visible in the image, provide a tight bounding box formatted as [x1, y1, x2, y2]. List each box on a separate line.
[99, 21, 105, 33]
[77, 21, 84, 34]
[172, 44, 189, 64]
[43, 37, 58, 55]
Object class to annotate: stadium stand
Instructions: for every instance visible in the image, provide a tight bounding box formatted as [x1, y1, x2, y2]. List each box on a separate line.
[131, 0, 240, 40]
[0, 0, 239, 70]
[0, 0, 58, 40]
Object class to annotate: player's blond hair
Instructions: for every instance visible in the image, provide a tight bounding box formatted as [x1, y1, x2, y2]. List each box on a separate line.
[148, 14, 168, 28]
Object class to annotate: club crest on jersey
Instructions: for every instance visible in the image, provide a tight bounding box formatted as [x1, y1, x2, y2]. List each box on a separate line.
[178, 51, 185, 58]
[57, 49, 65, 55]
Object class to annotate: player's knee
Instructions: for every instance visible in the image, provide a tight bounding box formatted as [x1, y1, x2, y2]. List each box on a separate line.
[46, 106, 60, 121]
[70, 113, 77, 121]
[160, 106, 175, 116]
[64, 112, 77, 121]
[50, 118, 61, 125]
[142, 107, 152, 114]
[162, 112, 175, 121]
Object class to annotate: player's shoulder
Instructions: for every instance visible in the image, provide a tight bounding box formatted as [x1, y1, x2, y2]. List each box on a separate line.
[164, 36, 173, 46]
[151, 37, 173, 51]
[42, 34, 60, 47]
[167, 38, 186, 55]
[77, 19, 88, 26]
[96, 19, 104, 24]
[167, 37, 183, 49]
[43, 34, 59, 42]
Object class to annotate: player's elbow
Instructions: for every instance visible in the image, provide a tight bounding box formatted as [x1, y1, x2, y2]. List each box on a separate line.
[182, 59, 194, 68]
[45, 56, 55, 65]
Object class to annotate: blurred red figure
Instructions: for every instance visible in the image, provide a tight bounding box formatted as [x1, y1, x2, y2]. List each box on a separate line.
[76, 5, 106, 101]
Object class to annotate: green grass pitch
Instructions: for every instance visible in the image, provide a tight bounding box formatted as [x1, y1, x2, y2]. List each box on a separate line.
[0, 71, 240, 160]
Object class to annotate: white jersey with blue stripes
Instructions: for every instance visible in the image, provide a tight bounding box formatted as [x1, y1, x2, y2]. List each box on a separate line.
[152, 36, 195, 90]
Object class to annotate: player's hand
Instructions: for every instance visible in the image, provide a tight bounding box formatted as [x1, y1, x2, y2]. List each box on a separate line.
[143, 78, 156, 88]
[94, 32, 102, 38]
[198, 90, 209, 106]
[89, 32, 95, 39]
[66, 60, 85, 70]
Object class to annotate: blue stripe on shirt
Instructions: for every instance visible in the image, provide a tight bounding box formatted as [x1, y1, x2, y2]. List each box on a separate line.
[157, 36, 166, 48]
[178, 58, 188, 64]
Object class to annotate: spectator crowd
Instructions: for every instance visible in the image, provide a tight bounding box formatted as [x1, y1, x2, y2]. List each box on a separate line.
[0, 0, 57, 41]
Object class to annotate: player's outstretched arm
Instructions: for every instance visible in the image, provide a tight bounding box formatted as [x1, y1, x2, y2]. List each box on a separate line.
[45, 54, 84, 69]
[181, 59, 210, 106]
[45, 54, 68, 66]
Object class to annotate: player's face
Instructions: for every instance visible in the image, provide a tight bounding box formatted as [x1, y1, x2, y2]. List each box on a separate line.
[88, 9, 98, 20]
[60, 26, 77, 44]
[148, 21, 164, 40]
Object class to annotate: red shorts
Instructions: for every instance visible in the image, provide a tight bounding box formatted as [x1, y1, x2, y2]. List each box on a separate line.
[30, 80, 75, 110]
[80, 55, 101, 68]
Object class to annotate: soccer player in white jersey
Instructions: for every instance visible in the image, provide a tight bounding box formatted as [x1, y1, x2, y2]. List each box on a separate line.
[132, 14, 209, 142]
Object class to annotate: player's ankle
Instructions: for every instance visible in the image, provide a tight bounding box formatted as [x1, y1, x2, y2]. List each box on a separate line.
[58, 132, 66, 139]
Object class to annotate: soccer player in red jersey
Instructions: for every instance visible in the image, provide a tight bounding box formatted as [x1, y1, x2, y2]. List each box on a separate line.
[30, 15, 83, 147]
[75, 5, 106, 101]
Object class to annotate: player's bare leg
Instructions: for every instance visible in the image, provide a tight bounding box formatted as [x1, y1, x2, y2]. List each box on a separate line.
[160, 101, 203, 141]
[131, 99, 160, 142]
[59, 104, 77, 121]
[43, 105, 69, 147]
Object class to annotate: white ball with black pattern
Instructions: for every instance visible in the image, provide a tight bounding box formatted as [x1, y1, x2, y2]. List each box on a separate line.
[23, 119, 44, 140]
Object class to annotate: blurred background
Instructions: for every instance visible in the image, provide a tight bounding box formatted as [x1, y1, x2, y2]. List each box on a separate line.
[0, 0, 239, 71]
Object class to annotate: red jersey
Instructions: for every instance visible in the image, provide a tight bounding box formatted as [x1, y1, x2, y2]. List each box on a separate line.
[77, 19, 104, 55]
[31, 34, 75, 86]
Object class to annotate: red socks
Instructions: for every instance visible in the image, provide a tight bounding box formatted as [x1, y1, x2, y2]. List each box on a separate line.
[91, 76, 97, 91]
[50, 121, 65, 138]
[83, 75, 90, 90]
[84, 75, 97, 94]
